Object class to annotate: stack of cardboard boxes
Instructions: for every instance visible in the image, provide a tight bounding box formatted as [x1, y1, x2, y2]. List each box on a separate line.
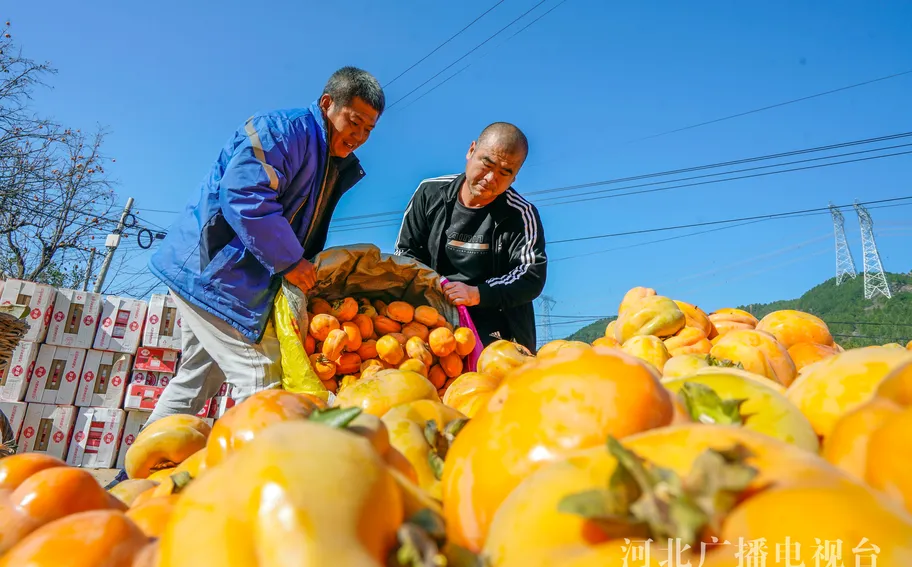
[0, 279, 236, 469]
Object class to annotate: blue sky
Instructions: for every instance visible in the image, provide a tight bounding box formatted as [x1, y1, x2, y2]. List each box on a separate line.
[6, 1, 912, 336]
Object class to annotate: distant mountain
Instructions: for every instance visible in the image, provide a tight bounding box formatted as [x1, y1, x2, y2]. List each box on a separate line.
[563, 272, 912, 348]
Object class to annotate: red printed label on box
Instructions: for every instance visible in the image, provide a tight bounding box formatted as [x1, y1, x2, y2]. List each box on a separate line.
[143, 294, 182, 350]
[0, 341, 40, 402]
[17, 403, 77, 460]
[0, 280, 56, 343]
[66, 407, 125, 468]
[25, 345, 86, 406]
[124, 383, 164, 411]
[46, 289, 103, 349]
[75, 350, 132, 408]
[133, 347, 179, 373]
[93, 297, 148, 355]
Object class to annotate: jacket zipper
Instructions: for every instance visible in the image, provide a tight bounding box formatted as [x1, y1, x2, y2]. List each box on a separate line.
[290, 115, 332, 229]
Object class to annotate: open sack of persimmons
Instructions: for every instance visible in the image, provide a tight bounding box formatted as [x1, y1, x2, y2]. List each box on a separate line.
[272, 243, 483, 403]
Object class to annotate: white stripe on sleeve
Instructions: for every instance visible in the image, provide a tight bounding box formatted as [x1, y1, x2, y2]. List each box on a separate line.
[486, 189, 537, 287]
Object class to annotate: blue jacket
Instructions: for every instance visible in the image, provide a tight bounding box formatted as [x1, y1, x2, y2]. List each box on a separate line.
[149, 100, 366, 342]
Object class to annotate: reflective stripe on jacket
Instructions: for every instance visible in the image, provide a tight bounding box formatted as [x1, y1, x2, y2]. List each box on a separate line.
[149, 100, 365, 341]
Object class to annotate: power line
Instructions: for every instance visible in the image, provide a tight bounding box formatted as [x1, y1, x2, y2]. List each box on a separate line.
[523, 68, 912, 171]
[327, 180, 912, 240]
[8, 200, 167, 245]
[548, 219, 769, 263]
[634, 69, 912, 143]
[327, 147, 912, 234]
[326, 130, 912, 229]
[534, 140, 912, 204]
[382, 0, 507, 88]
[397, 0, 571, 112]
[386, 0, 551, 110]
[668, 247, 834, 298]
[548, 196, 912, 245]
[654, 223, 911, 300]
[527, 131, 912, 197]
[133, 129, 912, 227]
[116, 70, 912, 225]
[539, 147, 912, 208]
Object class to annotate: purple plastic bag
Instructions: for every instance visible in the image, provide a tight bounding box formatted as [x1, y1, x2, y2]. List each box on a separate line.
[440, 278, 484, 372]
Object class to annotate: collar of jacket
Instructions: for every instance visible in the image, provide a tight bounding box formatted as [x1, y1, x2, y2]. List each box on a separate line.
[442, 172, 515, 223]
[308, 99, 367, 194]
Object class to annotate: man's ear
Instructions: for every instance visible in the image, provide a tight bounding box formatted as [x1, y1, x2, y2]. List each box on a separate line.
[465, 140, 477, 161]
[319, 93, 334, 114]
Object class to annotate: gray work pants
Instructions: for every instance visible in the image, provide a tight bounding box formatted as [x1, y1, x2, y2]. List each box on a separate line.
[144, 289, 282, 426]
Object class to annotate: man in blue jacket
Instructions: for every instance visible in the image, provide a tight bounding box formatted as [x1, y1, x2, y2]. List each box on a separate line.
[145, 66, 384, 425]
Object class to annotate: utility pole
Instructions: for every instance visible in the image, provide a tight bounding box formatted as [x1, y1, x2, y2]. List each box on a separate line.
[93, 197, 134, 294]
[81, 248, 96, 292]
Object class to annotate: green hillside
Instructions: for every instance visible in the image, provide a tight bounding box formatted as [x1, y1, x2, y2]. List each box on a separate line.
[564, 272, 912, 348]
[565, 317, 617, 344]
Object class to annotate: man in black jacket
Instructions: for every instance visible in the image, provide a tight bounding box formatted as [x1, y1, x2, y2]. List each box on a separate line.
[394, 122, 547, 352]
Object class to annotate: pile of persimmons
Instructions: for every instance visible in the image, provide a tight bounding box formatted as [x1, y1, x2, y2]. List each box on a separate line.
[303, 296, 477, 399]
[2, 285, 912, 567]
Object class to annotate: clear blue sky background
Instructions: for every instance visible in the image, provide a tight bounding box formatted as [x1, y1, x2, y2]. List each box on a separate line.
[6, 1, 912, 337]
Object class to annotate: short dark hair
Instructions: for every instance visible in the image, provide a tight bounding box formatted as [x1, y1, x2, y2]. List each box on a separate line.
[323, 66, 386, 115]
[477, 122, 529, 159]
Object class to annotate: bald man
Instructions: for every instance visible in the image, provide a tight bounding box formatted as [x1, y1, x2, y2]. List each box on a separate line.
[394, 122, 547, 353]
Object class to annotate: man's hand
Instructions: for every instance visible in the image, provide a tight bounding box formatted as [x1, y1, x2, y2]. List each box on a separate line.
[284, 258, 317, 292]
[443, 281, 480, 307]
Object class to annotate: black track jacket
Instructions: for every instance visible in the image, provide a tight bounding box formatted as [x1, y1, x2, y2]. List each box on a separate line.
[394, 173, 547, 352]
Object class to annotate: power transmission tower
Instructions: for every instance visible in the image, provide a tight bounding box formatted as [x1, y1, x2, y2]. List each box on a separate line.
[537, 294, 557, 348]
[829, 202, 857, 285]
[853, 200, 892, 300]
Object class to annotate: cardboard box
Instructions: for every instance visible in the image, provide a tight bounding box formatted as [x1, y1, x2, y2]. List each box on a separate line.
[0, 401, 27, 440]
[143, 294, 182, 350]
[211, 382, 236, 418]
[116, 411, 147, 469]
[0, 279, 56, 343]
[66, 407, 126, 468]
[93, 297, 148, 354]
[124, 383, 164, 411]
[75, 350, 132, 408]
[133, 347, 180, 374]
[46, 289, 103, 349]
[0, 341, 39, 402]
[17, 403, 77, 460]
[26, 345, 86, 406]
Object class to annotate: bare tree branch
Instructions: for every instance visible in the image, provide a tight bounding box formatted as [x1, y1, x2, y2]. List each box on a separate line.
[0, 22, 117, 288]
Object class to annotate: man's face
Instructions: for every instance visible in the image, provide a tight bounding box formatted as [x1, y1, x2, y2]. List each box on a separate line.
[320, 94, 380, 158]
[463, 139, 525, 205]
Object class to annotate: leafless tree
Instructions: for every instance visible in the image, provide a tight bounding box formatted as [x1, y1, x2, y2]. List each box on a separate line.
[0, 21, 116, 287]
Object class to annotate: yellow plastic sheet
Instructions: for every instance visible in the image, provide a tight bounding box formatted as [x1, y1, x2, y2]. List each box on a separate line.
[273, 287, 329, 401]
[271, 244, 461, 402]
